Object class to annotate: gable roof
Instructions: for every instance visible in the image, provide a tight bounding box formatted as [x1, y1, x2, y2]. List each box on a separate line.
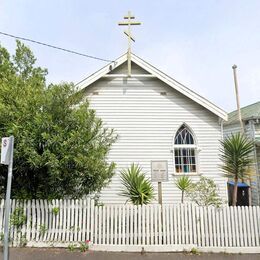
[225, 101, 260, 125]
[76, 53, 227, 120]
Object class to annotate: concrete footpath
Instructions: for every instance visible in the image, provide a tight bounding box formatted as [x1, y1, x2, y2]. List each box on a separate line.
[1, 248, 260, 260]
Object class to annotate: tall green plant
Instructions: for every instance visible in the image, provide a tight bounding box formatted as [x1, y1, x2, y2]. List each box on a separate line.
[220, 133, 255, 206]
[175, 176, 192, 203]
[0, 41, 117, 199]
[120, 164, 154, 205]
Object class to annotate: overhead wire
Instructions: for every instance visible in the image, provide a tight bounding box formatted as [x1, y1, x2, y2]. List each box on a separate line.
[0, 31, 114, 63]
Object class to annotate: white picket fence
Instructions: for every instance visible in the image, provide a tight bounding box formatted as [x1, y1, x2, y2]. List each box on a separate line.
[0, 199, 260, 250]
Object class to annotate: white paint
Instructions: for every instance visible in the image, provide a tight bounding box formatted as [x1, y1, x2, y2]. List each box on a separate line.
[83, 61, 228, 204]
[2, 200, 260, 252]
[23, 242, 260, 253]
[77, 53, 227, 120]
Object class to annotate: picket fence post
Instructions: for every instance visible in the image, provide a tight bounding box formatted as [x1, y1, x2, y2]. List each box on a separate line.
[1, 199, 260, 249]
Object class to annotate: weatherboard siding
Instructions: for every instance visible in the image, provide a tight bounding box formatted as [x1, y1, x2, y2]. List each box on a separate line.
[223, 123, 242, 138]
[84, 77, 228, 204]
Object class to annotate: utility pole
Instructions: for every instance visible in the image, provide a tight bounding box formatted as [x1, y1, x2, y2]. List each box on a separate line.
[232, 65, 252, 206]
[118, 11, 141, 77]
[232, 65, 244, 133]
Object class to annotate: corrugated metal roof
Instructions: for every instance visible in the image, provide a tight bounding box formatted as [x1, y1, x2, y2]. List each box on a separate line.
[225, 101, 260, 125]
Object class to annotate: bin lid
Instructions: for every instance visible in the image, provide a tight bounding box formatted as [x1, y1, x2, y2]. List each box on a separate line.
[228, 181, 249, 187]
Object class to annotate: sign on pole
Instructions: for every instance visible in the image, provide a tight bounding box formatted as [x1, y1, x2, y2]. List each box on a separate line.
[1, 137, 12, 165]
[151, 160, 168, 205]
[1, 136, 14, 260]
[151, 161, 168, 182]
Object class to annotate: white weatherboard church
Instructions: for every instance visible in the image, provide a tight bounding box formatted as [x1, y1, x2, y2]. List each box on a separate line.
[77, 53, 228, 204]
[77, 13, 228, 204]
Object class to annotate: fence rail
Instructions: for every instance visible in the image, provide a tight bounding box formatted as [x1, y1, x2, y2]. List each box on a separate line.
[0, 199, 259, 248]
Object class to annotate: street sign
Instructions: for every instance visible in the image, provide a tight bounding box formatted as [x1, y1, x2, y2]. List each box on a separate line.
[2, 136, 14, 260]
[151, 160, 168, 182]
[1, 137, 12, 165]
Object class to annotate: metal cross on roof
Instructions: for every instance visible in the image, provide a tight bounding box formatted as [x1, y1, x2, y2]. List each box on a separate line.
[118, 11, 141, 77]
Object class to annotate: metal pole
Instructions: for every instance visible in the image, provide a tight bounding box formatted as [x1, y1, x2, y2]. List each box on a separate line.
[3, 136, 14, 260]
[232, 65, 244, 133]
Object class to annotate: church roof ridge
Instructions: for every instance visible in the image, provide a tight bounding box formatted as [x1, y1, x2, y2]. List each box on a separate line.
[76, 52, 227, 120]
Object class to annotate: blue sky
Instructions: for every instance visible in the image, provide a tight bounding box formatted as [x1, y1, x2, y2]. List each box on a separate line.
[1, 0, 260, 112]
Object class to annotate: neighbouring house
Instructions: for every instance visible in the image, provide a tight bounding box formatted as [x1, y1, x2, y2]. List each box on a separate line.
[77, 53, 228, 204]
[224, 101, 260, 206]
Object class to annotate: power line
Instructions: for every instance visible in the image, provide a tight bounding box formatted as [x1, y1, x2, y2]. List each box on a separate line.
[0, 31, 114, 63]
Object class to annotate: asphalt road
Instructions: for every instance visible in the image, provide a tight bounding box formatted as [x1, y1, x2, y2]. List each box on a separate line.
[1, 248, 259, 260]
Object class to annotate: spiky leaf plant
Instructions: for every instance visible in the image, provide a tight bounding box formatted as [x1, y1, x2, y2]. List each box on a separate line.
[219, 133, 255, 206]
[175, 176, 192, 203]
[120, 163, 154, 205]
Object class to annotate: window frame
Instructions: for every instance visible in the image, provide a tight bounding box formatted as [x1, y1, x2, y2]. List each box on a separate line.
[173, 124, 200, 176]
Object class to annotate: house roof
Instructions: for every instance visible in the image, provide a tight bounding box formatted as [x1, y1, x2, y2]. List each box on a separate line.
[225, 101, 260, 125]
[76, 53, 227, 120]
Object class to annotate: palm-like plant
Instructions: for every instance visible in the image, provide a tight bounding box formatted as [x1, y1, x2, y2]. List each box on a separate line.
[175, 176, 192, 203]
[220, 133, 255, 206]
[120, 163, 154, 205]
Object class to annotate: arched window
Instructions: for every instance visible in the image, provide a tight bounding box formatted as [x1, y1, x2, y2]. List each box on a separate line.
[174, 124, 197, 174]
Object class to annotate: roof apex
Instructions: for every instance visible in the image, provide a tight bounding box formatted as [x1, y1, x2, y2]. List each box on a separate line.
[76, 52, 227, 120]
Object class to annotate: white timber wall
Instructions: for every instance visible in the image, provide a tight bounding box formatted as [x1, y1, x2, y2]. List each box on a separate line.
[84, 65, 228, 204]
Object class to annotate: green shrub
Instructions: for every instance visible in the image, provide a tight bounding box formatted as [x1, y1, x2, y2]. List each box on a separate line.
[186, 176, 222, 207]
[19, 235, 28, 247]
[120, 163, 154, 205]
[79, 241, 89, 252]
[190, 247, 199, 255]
[52, 207, 60, 216]
[67, 243, 76, 252]
[39, 224, 48, 236]
[10, 208, 26, 229]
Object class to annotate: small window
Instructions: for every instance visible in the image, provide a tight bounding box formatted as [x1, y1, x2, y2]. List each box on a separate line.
[174, 125, 197, 174]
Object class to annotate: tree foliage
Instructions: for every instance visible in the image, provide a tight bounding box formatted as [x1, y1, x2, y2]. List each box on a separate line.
[120, 163, 154, 205]
[0, 41, 117, 199]
[186, 177, 223, 207]
[219, 133, 255, 206]
[219, 133, 255, 179]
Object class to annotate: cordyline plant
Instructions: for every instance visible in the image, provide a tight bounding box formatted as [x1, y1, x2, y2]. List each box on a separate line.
[175, 176, 192, 203]
[219, 133, 255, 206]
[120, 163, 154, 205]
